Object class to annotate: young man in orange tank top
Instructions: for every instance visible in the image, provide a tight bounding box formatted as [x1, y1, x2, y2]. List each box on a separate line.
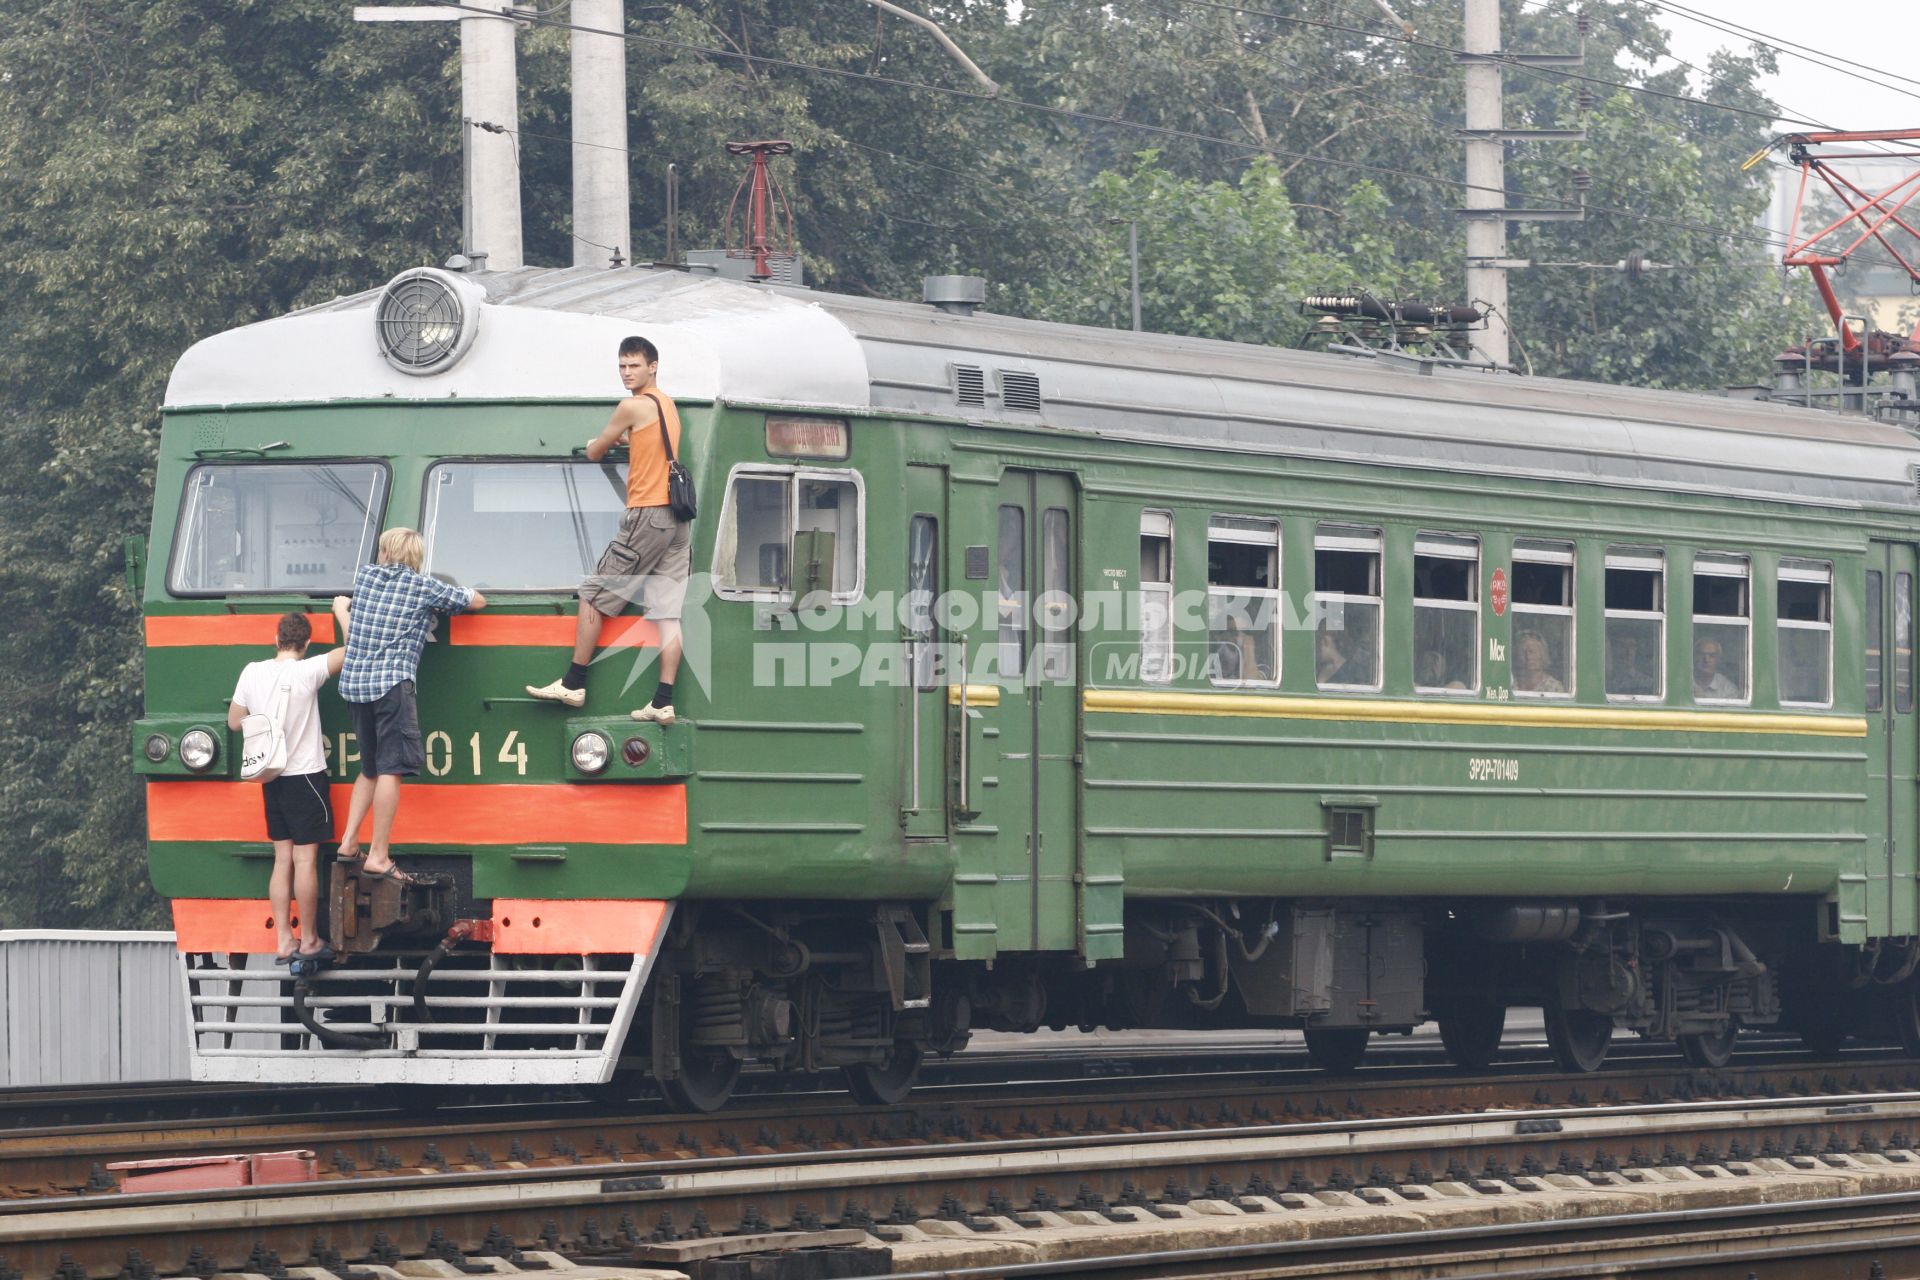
[526, 335, 691, 722]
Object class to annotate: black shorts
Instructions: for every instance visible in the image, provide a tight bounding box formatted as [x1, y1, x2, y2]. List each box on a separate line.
[349, 680, 423, 778]
[264, 771, 334, 845]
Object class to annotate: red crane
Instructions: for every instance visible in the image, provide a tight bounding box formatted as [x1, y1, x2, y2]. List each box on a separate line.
[1774, 128, 1920, 373]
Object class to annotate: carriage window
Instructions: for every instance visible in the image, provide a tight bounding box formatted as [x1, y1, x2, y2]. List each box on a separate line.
[421, 461, 629, 590]
[711, 466, 865, 601]
[1140, 510, 1174, 684]
[1777, 559, 1832, 708]
[908, 515, 939, 691]
[1512, 540, 1573, 698]
[1038, 509, 1072, 681]
[1899, 573, 1915, 715]
[1413, 533, 1479, 694]
[1692, 553, 1750, 704]
[997, 505, 1027, 678]
[1207, 516, 1280, 687]
[1604, 547, 1664, 700]
[169, 462, 388, 596]
[1867, 570, 1885, 713]
[1315, 525, 1382, 690]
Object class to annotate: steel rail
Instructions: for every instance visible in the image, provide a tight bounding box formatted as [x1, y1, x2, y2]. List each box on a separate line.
[14, 1088, 1920, 1276]
[0, 1043, 1910, 1196]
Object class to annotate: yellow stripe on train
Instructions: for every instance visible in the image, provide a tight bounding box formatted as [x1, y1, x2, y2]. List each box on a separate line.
[1082, 688, 1870, 737]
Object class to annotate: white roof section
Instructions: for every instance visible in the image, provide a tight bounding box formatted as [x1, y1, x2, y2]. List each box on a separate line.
[165, 269, 873, 410]
[163, 264, 1920, 510]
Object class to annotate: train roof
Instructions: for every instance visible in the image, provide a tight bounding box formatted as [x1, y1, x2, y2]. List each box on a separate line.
[164, 264, 1920, 511]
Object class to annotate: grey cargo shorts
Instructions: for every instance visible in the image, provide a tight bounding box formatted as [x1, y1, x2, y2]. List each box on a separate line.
[581, 505, 691, 620]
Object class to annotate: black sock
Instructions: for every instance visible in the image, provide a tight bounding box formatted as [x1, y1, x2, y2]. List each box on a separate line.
[652, 680, 674, 708]
[561, 662, 589, 691]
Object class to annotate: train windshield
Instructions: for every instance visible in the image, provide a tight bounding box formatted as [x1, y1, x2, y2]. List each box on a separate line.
[169, 461, 387, 596]
[421, 460, 630, 589]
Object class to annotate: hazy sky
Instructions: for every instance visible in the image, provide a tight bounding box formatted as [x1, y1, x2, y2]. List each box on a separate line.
[1650, 0, 1920, 132]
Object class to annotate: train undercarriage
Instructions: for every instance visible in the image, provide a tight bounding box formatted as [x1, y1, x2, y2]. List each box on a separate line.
[182, 866, 1920, 1109]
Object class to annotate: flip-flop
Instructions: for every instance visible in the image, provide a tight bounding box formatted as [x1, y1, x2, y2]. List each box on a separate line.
[272, 951, 296, 966]
[298, 943, 335, 962]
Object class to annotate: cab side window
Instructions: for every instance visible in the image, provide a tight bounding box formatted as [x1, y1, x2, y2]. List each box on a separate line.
[711, 465, 865, 602]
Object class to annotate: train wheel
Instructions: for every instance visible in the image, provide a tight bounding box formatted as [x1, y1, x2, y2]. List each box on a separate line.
[661, 1049, 742, 1114]
[1303, 1027, 1369, 1074]
[1437, 1002, 1506, 1071]
[1544, 1006, 1612, 1073]
[844, 1040, 925, 1106]
[1677, 1023, 1738, 1069]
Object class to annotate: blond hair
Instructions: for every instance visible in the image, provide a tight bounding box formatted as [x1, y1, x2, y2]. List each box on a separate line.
[378, 527, 425, 572]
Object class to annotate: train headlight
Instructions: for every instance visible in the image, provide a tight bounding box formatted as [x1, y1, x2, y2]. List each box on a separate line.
[571, 732, 610, 775]
[143, 733, 172, 764]
[178, 728, 218, 773]
[375, 268, 482, 376]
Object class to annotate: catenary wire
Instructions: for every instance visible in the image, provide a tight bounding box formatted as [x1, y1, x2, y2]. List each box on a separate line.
[432, 3, 1910, 273]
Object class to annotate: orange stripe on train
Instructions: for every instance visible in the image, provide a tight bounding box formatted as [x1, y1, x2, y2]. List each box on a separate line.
[146, 614, 337, 647]
[172, 897, 670, 955]
[147, 781, 687, 845]
[449, 615, 658, 648]
[144, 614, 656, 648]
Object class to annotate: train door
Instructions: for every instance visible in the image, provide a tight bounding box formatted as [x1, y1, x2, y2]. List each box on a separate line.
[902, 466, 948, 840]
[1865, 542, 1918, 937]
[991, 470, 1081, 953]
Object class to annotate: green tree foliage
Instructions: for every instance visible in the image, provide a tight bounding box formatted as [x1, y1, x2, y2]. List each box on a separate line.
[0, 1, 1834, 925]
[1024, 151, 1444, 343]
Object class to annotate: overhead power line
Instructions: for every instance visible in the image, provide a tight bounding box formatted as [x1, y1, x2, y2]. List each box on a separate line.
[1634, 0, 1920, 103]
[430, 2, 1909, 274]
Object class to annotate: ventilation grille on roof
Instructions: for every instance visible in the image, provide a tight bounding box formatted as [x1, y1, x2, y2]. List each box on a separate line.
[999, 370, 1043, 412]
[952, 364, 987, 406]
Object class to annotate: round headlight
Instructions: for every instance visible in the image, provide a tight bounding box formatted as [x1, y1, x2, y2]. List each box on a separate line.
[571, 732, 610, 775]
[375, 268, 481, 375]
[179, 728, 218, 773]
[621, 736, 652, 768]
[143, 733, 172, 763]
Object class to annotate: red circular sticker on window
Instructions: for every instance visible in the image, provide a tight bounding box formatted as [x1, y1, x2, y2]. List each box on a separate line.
[1490, 567, 1509, 616]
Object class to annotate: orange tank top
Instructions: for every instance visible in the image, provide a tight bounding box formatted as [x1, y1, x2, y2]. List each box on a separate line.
[625, 390, 683, 508]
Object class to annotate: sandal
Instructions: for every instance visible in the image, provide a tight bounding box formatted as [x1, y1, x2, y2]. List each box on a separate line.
[360, 863, 421, 885]
[298, 942, 335, 962]
[273, 950, 296, 966]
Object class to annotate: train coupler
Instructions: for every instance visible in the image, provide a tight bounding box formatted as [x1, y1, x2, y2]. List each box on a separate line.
[327, 860, 457, 956]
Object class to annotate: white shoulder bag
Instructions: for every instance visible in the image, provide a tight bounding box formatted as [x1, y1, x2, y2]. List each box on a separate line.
[238, 667, 295, 782]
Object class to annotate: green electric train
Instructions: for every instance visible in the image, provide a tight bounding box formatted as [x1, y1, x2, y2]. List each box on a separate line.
[135, 263, 1920, 1109]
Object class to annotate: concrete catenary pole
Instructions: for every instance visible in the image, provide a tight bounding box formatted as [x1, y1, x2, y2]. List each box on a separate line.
[463, 0, 523, 270]
[1462, 0, 1510, 367]
[571, 0, 630, 268]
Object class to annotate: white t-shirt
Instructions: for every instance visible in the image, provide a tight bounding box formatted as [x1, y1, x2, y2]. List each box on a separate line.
[231, 654, 333, 777]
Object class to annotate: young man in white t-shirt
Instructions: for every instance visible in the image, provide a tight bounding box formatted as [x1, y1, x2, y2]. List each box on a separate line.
[226, 613, 346, 962]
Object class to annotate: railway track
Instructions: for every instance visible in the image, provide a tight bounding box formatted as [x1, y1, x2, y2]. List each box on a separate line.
[0, 1034, 1906, 1196]
[14, 1044, 1920, 1277]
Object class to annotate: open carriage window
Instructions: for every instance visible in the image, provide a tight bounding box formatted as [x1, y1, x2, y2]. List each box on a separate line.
[421, 460, 629, 590]
[711, 464, 865, 603]
[168, 461, 388, 596]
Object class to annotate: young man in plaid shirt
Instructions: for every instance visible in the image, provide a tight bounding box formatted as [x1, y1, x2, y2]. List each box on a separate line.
[332, 528, 487, 882]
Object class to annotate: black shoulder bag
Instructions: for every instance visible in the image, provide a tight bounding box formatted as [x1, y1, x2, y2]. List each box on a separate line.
[645, 390, 697, 522]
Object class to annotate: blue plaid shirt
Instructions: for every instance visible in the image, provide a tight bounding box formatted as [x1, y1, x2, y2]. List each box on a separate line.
[338, 563, 475, 703]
